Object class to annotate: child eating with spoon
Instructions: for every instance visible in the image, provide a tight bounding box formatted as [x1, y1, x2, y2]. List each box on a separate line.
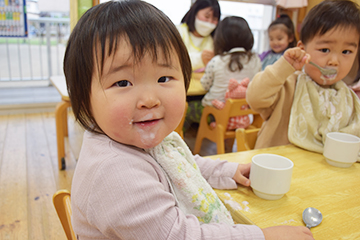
[247, 0, 360, 152]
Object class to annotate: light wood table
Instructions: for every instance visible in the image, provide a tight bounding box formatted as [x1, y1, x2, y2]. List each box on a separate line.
[207, 144, 360, 240]
[188, 72, 206, 96]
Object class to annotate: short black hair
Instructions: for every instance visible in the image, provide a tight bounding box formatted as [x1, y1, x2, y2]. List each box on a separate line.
[300, 0, 360, 45]
[181, 0, 221, 35]
[64, 0, 191, 133]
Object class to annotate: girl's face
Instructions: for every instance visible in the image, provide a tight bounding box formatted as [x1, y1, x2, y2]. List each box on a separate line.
[298, 26, 359, 86]
[268, 26, 293, 53]
[90, 39, 186, 149]
[196, 6, 218, 25]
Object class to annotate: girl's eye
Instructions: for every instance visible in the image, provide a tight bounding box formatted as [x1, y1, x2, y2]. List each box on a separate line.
[115, 80, 132, 87]
[343, 50, 352, 54]
[319, 48, 330, 53]
[158, 76, 171, 83]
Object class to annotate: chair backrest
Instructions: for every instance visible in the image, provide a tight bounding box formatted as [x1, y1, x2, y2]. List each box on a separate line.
[194, 98, 263, 154]
[215, 98, 257, 127]
[53, 189, 76, 240]
[174, 102, 188, 139]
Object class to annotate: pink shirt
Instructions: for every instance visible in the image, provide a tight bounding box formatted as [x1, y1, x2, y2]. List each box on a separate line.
[71, 131, 265, 240]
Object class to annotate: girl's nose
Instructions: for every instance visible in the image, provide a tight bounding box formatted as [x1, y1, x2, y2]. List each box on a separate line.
[136, 91, 161, 109]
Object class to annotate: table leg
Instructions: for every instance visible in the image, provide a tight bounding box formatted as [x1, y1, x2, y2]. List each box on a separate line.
[63, 107, 68, 137]
[55, 100, 71, 170]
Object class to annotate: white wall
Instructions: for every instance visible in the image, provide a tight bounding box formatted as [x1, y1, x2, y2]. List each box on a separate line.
[37, 0, 70, 12]
[219, 1, 274, 53]
[99, 0, 275, 53]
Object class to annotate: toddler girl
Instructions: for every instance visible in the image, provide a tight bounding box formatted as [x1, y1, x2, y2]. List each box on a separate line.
[64, 1, 313, 239]
[260, 14, 296, 70]
[201, 16, 261, 107]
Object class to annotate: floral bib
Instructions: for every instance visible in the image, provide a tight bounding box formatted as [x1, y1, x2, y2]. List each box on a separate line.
[146, 132, 234, 225]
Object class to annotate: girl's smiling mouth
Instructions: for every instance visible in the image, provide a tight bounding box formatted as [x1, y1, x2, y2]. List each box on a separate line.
[134, 118, 161, 128]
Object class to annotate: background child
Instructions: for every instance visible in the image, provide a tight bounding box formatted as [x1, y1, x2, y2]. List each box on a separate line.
[185, 16, 261, 132]
[177, 0, 220, 71]
[247, 0, 360, 153]
[259, 14, 297, 70]
[64, 1, 313, 239]
[201, 16, 261, 107]
[184, 16, 261, 131]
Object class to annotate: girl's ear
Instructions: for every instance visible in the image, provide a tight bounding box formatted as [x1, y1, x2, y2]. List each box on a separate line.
[297, 40, 305, 50]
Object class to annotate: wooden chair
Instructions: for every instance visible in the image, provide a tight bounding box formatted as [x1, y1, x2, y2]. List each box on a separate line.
[174, 102, 188, 139]
[235, 127, 260, 151]
[53, 189, 76, 240]
[193, 99, 263, 154]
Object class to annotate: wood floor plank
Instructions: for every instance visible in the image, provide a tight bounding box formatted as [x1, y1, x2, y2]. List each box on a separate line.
[0, 114, 28, 240]
[25, 113, 65, 239]
[0, 115, 9, 168]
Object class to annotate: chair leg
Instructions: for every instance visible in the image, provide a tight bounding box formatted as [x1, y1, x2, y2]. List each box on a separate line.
[215, 125, 225, 154]
[236, 128, 248, 152]
[193, 133, 203, 154]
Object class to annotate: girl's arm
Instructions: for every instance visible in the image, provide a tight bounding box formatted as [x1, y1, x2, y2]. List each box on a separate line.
[84, 152, 264, 240]
[194, 154, 245, 189]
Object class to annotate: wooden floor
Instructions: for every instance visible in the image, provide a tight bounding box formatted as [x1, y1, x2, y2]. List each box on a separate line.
[0, 110, 220, 239]
[0, 111, 82, 239]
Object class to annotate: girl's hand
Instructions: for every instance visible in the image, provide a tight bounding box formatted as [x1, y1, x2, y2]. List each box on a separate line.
[233, 163, 251, 187]
[201, 50, 214, 66]
[283, 47, 310, 70]
[262, 226, 314, 240]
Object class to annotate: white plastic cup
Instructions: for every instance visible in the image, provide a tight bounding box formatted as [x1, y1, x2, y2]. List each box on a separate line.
[323, 132, 360, 168]
[250, 154, 294, 200]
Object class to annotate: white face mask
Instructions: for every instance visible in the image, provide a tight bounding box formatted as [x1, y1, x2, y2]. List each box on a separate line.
[194, 18, 216, 37]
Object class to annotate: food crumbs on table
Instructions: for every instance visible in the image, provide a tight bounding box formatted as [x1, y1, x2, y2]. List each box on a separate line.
[223, 193, 251, 212]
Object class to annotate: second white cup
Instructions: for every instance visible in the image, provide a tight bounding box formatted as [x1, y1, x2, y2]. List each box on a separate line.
[250, 154, 294, 200]
[323, 132, 360, 168]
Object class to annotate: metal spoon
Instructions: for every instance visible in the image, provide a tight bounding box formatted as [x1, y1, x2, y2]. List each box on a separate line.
[302, 207, 323, 229]
[309, 61, 337, 76]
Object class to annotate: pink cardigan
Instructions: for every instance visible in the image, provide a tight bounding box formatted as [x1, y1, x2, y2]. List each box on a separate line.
[71, 131, 265, 240]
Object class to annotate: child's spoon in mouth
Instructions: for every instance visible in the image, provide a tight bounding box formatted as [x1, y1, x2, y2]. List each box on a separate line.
[309, 61, 337, 76]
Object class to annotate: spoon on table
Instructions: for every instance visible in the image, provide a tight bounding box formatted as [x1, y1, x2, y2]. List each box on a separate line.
[309, 61, 337, 76]
[302, 207, 323, 229]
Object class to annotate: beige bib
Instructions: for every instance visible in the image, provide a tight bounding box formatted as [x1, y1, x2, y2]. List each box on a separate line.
[288, 73, 360, 154]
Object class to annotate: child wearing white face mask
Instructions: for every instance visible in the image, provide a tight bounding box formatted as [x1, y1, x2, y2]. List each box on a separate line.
[177, 0, 220, 71]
